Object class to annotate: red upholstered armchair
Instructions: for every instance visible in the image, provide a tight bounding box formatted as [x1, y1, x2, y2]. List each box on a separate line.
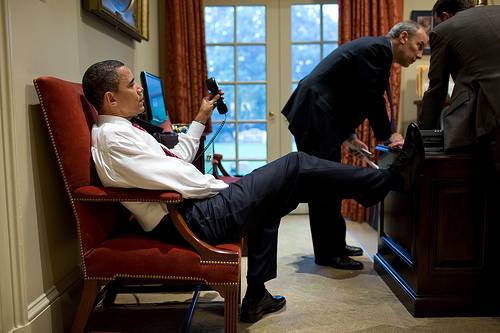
[34, 76, 241, 333]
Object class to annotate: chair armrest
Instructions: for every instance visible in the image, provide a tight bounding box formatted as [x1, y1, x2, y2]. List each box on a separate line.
[212, 153, 231, 178]
[167, 204, 240, 263]
[72, 185, 182, 203]
[72, 185, 239, 263]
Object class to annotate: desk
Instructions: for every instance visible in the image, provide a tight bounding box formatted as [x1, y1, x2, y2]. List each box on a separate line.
[374, 151, 500, 317]
[157, 133, 214, 174]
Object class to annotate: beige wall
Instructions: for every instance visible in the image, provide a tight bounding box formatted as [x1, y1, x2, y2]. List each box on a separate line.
[399, 0, 437, 132]
[0, 0, 159, 332]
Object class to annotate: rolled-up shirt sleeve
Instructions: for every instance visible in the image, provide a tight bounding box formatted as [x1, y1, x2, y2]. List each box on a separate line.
[92, 117, 228, 200]
[108, 137, 226, 198]
[167, 121, 205, 162]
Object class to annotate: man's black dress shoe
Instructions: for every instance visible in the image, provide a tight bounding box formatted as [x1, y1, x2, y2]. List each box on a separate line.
[240, 290, 286, 323]
[389, 122, 425, 191]
[344, 244, 363, 256]
[315, 256, 364, 270]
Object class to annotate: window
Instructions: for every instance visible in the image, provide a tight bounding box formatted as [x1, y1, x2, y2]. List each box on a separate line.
[205, 5, 267, 175]
[204, 1, 338, 173]
[290, 2, 339, 151]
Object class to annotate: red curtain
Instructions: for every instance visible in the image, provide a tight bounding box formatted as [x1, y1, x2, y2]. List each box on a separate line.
[161, 0, 210, 131]
[339, 0, 403, 222]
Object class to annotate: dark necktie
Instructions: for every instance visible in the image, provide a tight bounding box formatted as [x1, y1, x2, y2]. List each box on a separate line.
[131, 122, 180, 159]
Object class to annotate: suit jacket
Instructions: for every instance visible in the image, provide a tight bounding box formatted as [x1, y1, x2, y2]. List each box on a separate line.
[420, 5, 500, 149]
[282, 36, 393, 159]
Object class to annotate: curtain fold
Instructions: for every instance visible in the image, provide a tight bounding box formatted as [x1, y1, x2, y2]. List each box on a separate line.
[339, 0, 403, 222]
[161, 0, 210, 131]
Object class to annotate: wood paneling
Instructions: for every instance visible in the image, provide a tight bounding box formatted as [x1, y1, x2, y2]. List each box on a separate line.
[374, 152, 500, 317]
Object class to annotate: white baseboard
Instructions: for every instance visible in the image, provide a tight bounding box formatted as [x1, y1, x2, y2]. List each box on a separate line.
[28, 268, 81, 321]
[10, 268, 82, 333]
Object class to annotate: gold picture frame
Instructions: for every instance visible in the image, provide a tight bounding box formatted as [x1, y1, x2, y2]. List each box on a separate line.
[83, 0, 149, 41]
[410, 10, 432, 55]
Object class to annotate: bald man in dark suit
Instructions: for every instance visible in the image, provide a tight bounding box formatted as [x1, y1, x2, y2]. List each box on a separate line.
[282, 21, 428, 270]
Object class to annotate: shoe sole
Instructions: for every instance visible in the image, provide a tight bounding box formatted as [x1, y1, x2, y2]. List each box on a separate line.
[240, 300, 286, 323]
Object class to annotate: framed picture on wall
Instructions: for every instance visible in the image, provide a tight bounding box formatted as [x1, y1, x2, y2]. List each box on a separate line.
[410, 10, 432, 55]
[83, 0, 149, 41]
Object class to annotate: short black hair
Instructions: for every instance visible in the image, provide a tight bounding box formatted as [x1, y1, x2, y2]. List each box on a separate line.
[432, 0, 475, 16]
[82, 60, 125, 111]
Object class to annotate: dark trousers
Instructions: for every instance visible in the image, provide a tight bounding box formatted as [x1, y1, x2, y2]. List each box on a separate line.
[304, 149, 347, 259]
[178, 152, 393, 284]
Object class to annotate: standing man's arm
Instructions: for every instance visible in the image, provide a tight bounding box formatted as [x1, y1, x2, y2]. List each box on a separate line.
[354, 43, 403, 148]
[420, 31, 450, 129]
[357, 49, 393, 143]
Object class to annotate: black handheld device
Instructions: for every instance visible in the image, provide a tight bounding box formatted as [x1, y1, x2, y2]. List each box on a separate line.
[206, 77, 228, 114]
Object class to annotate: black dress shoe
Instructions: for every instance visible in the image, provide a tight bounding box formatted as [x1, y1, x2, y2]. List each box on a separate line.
[240, 290, 286, 323]
[344, 244, 363, 256]
[315, 256, 364, 270]
[389, 122, 425, 191]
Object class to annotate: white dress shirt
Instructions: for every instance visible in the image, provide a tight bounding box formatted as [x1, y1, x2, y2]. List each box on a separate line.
[91, 115, 228, 231]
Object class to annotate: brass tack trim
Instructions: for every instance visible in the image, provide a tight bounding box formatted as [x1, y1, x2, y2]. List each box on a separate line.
[200, 260, 240, 265]
[85, 274, 239, 286]
[73, 197, 182, 203]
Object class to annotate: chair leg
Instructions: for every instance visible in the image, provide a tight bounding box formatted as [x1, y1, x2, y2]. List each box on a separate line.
[101, 281, 118, 307]
[224, 285, 239, 333]
[181, 284, 201, 333]
[212, 284, 239, 333]
[70, 279, 99, 333]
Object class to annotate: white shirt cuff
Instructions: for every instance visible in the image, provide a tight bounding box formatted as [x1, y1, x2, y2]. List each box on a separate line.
[188, 121, 205, 138]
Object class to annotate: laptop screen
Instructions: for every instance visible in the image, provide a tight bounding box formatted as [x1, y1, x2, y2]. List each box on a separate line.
[140, 71, 168, 126]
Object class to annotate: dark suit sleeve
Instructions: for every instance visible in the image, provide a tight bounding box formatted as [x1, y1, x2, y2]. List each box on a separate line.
[420, 31, 450, 129]
[355, 44, 392, 141]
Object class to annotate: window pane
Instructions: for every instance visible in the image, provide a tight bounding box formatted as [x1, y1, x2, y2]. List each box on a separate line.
[205, 6, 234, 43]
[238, 46, 266, 81]
[292, 44, 320, 81]
[236, 6, 265, 43]
[322, 4, 339, 41]
[322, 43, 338, 58]
[238, 160, 266, 175]
[212, 84, 235, 122]
[238, 123, 267, 159]
[291, 5, 320, 42]
[224, 160, 238, 176]
[238, 84, 266, 120]
[208, 123, 235, 159]
[204, 141, 215, 174]
[207, 46, 234, 81]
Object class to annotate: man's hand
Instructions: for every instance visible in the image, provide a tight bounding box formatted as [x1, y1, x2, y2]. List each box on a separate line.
[344, 135, 379, 169]
[345, 135, 371, 159]
[388, 132, 404, 149]
[195, 93, 221, 125]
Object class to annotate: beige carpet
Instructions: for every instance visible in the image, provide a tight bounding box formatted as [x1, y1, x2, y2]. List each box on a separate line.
[88, 215, 500, 333]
